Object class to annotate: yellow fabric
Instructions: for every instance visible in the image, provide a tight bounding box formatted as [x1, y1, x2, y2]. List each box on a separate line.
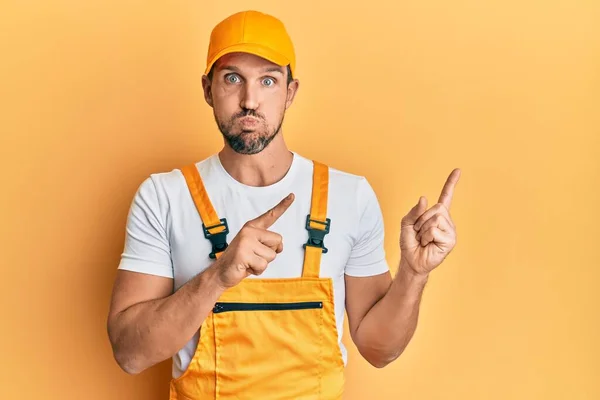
[309, 161, 329, 227]
[181, 164, 225, 236]
[302, 161, 329, 279]
[204, 10, 296, 77]
[171, 161, 343, 399]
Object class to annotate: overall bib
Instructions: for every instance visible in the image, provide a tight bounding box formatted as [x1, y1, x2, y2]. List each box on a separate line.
[169, 160, 345, 400]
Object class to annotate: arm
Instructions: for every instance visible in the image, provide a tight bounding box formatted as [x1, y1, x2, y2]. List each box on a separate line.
[345, 260, 428, 369]
[107, 267, 226, 375]
[107, 176, 226, 374]
[346, 169, 460, 368]
[108, 176, 295, 375]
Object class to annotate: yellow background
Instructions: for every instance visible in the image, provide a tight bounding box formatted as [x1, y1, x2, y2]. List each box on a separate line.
[1, 1, 599, 399]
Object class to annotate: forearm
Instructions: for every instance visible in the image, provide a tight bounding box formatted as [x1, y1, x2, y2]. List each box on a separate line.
[109, 266, 225, 374]
[354, 259, 429, 368]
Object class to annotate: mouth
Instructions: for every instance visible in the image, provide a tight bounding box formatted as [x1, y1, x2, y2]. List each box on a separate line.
[237, 116, 260, 124]
[236, 117, 261, 131]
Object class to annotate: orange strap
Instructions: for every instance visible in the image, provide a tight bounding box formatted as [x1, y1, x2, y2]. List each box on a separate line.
[181, 161, 330, 269]
[302, 161, 330, 278]
[181, 164, 228, 259]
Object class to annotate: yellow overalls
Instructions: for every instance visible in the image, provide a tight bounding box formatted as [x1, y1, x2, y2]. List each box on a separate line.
[169, 160, 345, 400]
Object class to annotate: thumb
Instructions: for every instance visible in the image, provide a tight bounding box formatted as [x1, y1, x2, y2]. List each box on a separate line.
[401, 196, 428, 227]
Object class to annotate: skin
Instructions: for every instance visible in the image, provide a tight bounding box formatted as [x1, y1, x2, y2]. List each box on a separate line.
[106, 51, 461, 374]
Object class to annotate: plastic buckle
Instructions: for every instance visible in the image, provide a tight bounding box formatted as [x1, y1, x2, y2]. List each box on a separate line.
[303, 215, 331, 253]
[202, 218, 229, 259]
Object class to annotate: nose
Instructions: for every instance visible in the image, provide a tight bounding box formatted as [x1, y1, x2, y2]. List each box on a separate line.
[239, 82, 259, 111]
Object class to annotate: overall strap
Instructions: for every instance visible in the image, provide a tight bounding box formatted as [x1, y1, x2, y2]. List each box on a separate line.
[181, 164, 229, 259]
[302, 161, 331, 278]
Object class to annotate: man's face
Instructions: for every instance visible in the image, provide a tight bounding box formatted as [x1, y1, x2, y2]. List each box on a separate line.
[202, 52, 299, 155]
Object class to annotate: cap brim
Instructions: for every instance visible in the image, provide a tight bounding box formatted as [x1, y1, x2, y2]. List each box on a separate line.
[204, 42, 290, 75]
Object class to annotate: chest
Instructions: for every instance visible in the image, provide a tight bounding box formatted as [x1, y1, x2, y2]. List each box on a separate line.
[167, 188, 356, 291]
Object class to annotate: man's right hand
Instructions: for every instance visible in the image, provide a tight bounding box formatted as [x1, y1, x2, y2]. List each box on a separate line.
[211, 193, 295, 289]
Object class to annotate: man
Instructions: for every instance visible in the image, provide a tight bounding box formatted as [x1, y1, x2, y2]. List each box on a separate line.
[107, 9, 460, 400]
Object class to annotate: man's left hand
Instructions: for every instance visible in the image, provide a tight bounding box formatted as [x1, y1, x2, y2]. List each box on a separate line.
[399, 168, 461, 276]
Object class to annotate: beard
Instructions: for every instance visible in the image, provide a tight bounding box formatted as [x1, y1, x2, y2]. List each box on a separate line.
[215, 109, 285, 155]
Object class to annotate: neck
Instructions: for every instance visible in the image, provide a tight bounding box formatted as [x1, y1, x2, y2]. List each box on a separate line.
[218, 134, 294, 187]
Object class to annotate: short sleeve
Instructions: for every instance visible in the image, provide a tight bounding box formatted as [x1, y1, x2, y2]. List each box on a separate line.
[344, 178, 390, 277]
[117, 176, 174, 278]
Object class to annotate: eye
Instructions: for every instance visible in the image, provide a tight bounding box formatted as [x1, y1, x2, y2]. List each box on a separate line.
[262, 77, 276, 87]
[225, 74, 241, 84]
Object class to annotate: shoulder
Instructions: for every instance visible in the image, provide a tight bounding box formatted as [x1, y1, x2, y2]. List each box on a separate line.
[329, 166, 379, 224]
[297, 152, 378, 208]
[293, 152, 380, 227]
[140, 155, 215, 197]
[294, 152, 374, 195]
[329, 165, 372, 195]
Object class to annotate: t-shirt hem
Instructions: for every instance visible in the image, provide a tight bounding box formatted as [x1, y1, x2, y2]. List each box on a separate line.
[344, 260, 390, 277]
[117, 260, 174, 279]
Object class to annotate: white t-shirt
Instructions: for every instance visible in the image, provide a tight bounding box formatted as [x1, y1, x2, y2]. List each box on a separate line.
[118, 151, 390, 378]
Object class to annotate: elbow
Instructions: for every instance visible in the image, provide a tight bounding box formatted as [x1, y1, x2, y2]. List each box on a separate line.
[354, 329, 414, 368]
[356, 338, 403, 369]
[107, 326, 145, 375]
[120, 363, 144, 375]
[369, 359, 391, 369]
[366, 352, 400, 369]
[112, 346, 145, 375]
[107, 328, 167, 375]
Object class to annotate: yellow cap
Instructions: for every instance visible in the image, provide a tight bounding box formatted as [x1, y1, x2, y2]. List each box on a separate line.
[205, 10, 296, 78]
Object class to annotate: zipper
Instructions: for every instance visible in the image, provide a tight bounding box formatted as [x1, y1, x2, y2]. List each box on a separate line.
[212, 301, 323, 314]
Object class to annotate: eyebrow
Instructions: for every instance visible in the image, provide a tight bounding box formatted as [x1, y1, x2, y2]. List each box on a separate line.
[219, 65, 241, 73]
[261, 66, 285, 74]
[219, 65, 284, 75]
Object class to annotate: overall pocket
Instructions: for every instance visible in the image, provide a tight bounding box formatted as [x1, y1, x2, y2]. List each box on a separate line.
[212, 301, 325, 400]
[213, 301, 323, 313]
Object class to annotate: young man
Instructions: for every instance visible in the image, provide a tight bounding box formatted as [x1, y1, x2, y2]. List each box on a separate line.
[107, 10, 460, 400]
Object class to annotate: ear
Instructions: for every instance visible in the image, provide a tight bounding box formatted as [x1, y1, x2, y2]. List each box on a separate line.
[202, 75, 214, 108]
[285, 79, 300, 109]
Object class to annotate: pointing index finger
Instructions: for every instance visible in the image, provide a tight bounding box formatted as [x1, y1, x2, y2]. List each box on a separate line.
[249, 193, 295, 229]
[437, 168, 461, 210]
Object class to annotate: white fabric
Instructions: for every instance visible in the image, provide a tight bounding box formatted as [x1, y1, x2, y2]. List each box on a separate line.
[118, 151, 390, 378]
